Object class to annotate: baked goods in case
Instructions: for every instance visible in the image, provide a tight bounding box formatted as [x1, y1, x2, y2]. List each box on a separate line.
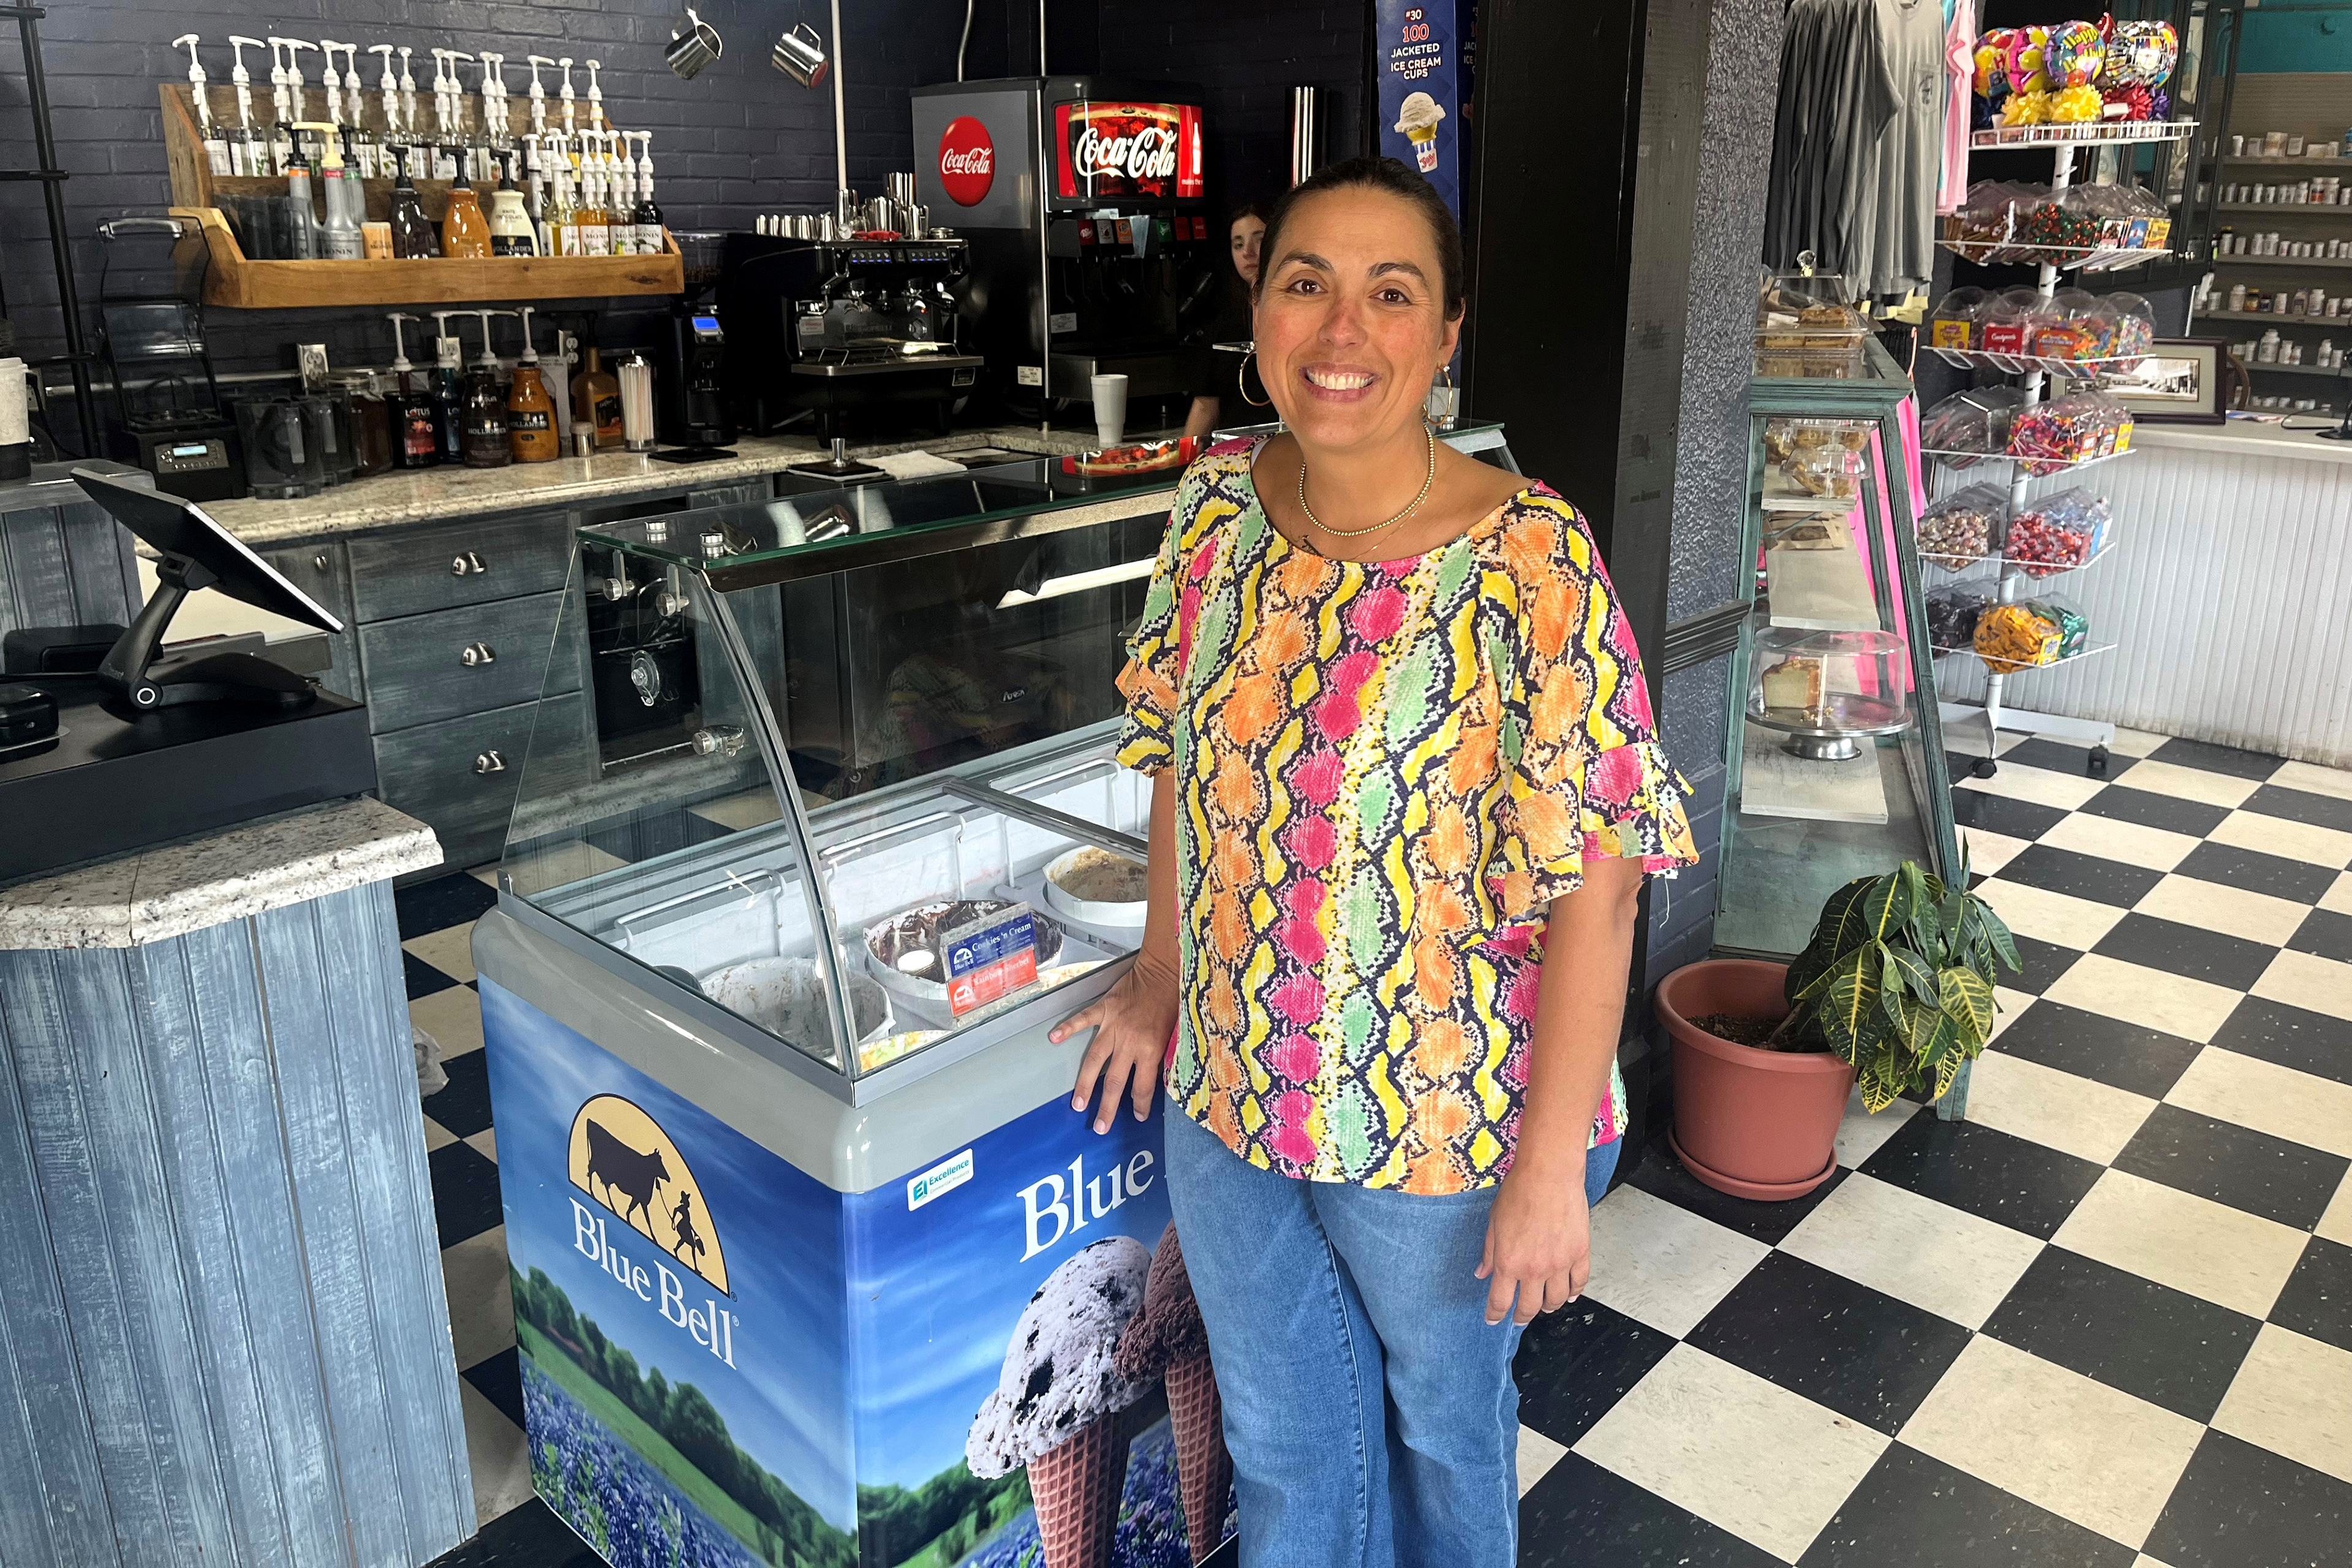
[1760, 655, 1827, 717]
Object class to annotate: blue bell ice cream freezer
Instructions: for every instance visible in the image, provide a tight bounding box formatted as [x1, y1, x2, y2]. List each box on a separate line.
[472, 455, 1237, 1568]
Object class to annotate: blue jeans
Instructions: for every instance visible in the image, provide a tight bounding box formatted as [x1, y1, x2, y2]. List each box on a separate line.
[1162, 1108, 1621, 1568]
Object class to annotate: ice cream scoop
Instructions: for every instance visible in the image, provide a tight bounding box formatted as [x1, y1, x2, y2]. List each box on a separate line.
[968, 1235, 1153, 1478]
[1394, 90, 1446, 137]
[1115, 1223, 1232, 1562]
[1113, 1221, 1208, 1381]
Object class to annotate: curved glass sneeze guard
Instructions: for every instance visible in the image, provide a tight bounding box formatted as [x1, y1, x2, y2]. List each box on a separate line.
[500, 477, 1166, 1081]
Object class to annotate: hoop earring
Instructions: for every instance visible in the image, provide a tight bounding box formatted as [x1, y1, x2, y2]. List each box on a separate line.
[1425, 363, 1455, 429]
[1238, 347, 1273, 407]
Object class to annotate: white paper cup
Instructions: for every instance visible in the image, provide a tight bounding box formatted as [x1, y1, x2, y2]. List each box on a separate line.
[1090, 372, 1128, 448]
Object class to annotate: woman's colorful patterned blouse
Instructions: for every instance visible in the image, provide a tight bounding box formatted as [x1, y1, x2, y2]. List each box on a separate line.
[1115, 440, 1698, 1196]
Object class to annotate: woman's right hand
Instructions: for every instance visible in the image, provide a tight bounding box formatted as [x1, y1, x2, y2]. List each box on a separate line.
[1054, 951, 1180, 1134]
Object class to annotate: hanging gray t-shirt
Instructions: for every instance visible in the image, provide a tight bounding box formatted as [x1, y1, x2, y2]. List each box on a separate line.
[1866, 0, 1947, 295]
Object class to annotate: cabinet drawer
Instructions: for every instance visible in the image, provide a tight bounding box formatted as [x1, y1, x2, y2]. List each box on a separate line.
[358, 590, 582, 733]
[259, 542, 358, 699]
[374, 692, 587, 873]
[349, 508, 574, 621]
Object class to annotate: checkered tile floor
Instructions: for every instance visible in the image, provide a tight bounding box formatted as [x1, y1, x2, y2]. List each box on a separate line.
[405, 731, 2352, 1568]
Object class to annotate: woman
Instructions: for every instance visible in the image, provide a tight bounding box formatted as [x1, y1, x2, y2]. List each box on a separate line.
[1053, 156, 1695, 1567]
[1180, 202, 1270, 440]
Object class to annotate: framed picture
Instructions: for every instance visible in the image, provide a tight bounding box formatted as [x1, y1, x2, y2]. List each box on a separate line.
[2056, 337, 2230, 423]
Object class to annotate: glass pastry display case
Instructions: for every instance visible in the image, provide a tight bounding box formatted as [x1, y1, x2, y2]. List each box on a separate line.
[1714, 337, 1962, 958]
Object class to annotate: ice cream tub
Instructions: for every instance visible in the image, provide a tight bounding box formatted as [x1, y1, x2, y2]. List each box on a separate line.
[1043, 846, 1150, 929]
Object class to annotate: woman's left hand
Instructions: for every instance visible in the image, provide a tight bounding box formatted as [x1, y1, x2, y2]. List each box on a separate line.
[1476, 1159, 1592, 1326]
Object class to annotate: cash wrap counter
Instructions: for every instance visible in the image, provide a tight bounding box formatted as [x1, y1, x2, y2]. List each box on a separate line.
[470, 446, 1220, 1568]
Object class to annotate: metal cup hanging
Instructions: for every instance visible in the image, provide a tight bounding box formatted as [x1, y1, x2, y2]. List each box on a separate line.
[772, 23, 829, 88]
[666, 6, 723, 79]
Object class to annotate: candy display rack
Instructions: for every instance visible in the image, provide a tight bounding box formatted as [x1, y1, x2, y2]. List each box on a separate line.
[1934, 118, 2195, 778]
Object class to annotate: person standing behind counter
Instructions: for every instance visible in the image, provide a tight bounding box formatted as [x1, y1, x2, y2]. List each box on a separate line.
[1181, 202, 1270, 440]
[1055, 156, 1697, 1566]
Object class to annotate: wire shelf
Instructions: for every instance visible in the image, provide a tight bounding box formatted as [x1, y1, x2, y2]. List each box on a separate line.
[1936, 239, 2174, 272]
[1928, 346, 2155, 377]
[1932, 640, 2119, 671]
[1920, 445, 2136, 475]
[1923, 536, 2120, 579]
[1971, 121, 2195, 148]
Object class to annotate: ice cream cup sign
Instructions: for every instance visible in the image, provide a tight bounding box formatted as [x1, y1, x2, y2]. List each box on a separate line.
[1395, 91, 1445, 173]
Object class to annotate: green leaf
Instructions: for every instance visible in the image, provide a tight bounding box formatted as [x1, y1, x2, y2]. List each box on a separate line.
[1861, 870, 1916, 944]
[1855, 1046, 1907, 1112]
[1819, 946, 1882, 1057]
[1884, 945, 1939, 1005]
[1973, 898, 2022, 973]
[1932, 1050, 1966, 1102]
[1814, 876, 1878, 959]
[1903, 997, 1945, 1063]
[1939, 966, 1997, 1044]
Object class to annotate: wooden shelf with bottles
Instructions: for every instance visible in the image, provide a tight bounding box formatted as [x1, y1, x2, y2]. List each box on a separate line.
[159, 83, 680, 307]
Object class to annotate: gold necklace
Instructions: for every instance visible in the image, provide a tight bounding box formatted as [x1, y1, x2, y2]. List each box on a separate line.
[1297, 426, 1437, 540]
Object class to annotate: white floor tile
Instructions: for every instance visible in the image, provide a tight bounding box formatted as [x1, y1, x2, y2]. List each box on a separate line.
[1584, 1185, 1772, 1338]
[2038, 813, 2201, 873]
[442, 1225, 514, 1373]
[2136, 873, 2314, 948]
[1573, 1343, 1888, 1562]
[1987, 987, 2035, 1042]
[2052, 1169, 2308, 1318]
[501, 840, 627, 895]
[1967, 1050, 2158, 1165]
[422, 1115, 456, 1153]
[459, 1380, 535, 1526]
[470, 866, 500, 888]
[2212, 809, 2352, 870]
[2133, 1557, 2180, 1568]
[1956, 763, 2109, 812]
[2211, 1323, 2352, 1486]
[2319, 1171, 2352, 1248]
[1899, 1335, 2202, 1550]
[1779, 1172, 2043, 1330]
[690, 787, 783, 832]
[410, 984, 486, 1060]
[1974, 878, 2127, 952]
[402, 924, 478, 987]
[2107, 727, 2171, 758]
[1834, 1088, 1920, 1170]
[1962, 827, 2032, 878]
[1517, 1424, 1569, 1498]
[2252, 948, 2352, 1027]
[2325, 872, 2352, 919]
[2165, 1046, 2352, 1158]
[2105, 761, 2261, 812]
[2271, 760, 2352, 804]
[2043, 954, 2242, 1046]
[466, 1127, 498, 1161]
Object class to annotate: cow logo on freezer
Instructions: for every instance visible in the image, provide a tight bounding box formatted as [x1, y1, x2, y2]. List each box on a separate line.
[567, 1094, 730, 1294]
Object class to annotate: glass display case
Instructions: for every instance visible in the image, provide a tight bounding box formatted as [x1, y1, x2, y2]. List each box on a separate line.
[1714, 338, 1962, 959]
[496, 454, 1187, 1093]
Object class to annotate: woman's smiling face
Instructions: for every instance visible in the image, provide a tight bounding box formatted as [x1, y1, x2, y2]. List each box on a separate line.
[1251, 185, 1458, 452]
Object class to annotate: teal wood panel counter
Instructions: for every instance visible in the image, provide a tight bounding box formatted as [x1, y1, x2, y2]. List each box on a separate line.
[0, 797, 474, 1567]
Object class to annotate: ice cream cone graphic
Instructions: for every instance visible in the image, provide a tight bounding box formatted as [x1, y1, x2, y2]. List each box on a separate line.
[1115, 1223, 1232, 1562]
[968, 1236, 1153, 1568]
[1395, 91, 1446, 173]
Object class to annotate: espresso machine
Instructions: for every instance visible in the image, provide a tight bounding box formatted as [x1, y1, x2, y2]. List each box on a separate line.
[910, 77, 1211, 420]
[716, 232, 984, 440]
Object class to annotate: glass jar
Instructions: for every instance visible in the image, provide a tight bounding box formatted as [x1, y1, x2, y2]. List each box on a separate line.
[333, 370, 393, 477]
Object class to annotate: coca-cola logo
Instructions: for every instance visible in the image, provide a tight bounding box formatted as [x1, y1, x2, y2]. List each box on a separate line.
[937, 116, 994, 206]
[1071, 124, 1178, 184]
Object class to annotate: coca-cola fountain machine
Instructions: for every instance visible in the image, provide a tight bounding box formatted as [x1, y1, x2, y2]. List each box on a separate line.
[911, 77, 1212, 423]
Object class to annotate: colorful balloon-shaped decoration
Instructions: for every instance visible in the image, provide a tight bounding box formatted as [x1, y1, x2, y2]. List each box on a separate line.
[2049, 20, 2105, 88]
[2007, 26, 2053, 95]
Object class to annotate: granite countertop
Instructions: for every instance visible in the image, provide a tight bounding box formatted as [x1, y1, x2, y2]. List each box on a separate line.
[0, 797, 442, 950]
[203, 423, 1148, 547]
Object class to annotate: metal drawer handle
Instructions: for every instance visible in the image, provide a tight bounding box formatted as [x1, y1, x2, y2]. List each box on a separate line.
[692, 725, 745, 758]
[459, 641, 497, 666]
[473, 750, 507, 775]
[450, 551, 489, 576]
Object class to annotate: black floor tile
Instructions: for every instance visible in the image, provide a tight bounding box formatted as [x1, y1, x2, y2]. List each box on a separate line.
[1684, 1252, 1972, 1434]
[1857, 1112, 2105, 1240]
[2289, 908, 2352, 965]
[395, 871, 499, 942]
[463, 1344, 524, 1428]
[1512, 1297, 1678, 1450]
[428, 1140, 506, 1251]
[583, 807, 735, 866]
[2002, 933, 2081, 997]
[2270, 1237, 2352, 1355]
[2081, 780, 2230, 840]
[2143, 1429, 2352, 1568]
[2002, 738, 2135, 782]
[1981, 1247, 2263, 1424]
[2176, 841, 2341, 905]
[423, 1498, 598, 1568]
[2113, 1102, 2350, 1232]
[424, 1047, 496, 1139]
[1951, 789, 2069, 843]
[1625, 1137, 1850, 1245]
[2091, 912, 2281, 992]
[1796, 1442, 2137, 1568]
[1994, 843, 2166, 910]
[1991, 999, 2207, 1098]
[1518, 1453, 1784, 1568]
[2149, 737, 2284, 782]
[2209, 996, 2352, 1087]
[2244, 783, 2352, 836]
[404, 950, 465, 1001]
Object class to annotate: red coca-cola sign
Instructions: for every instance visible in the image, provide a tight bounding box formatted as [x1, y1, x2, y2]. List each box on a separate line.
[937, 115, 995, 206]
[1052, 100, 1204, 203]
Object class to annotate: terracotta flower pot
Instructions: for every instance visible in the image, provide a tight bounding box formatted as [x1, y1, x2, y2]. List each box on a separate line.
[1656, 959, 1855, 1200]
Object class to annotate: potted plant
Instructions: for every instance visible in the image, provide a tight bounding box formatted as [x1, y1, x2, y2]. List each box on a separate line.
[1655, 860, 2019, 1199]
